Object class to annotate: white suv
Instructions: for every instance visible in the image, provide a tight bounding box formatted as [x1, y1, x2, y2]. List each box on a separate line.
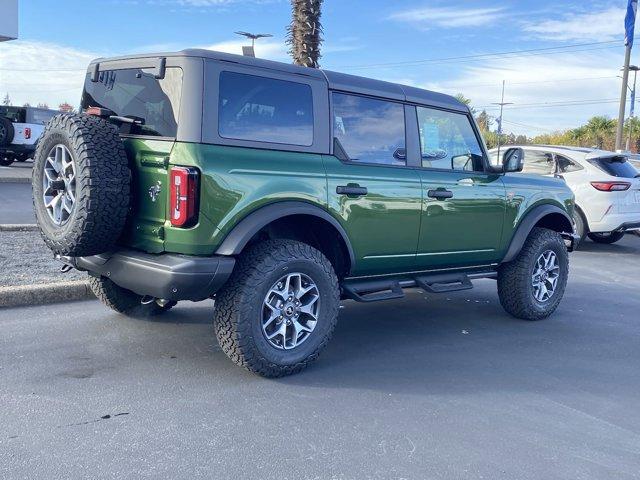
[489, 145, 640, 245]
[0, 106, 58, 166]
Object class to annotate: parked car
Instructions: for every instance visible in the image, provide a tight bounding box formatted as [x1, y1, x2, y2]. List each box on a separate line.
[32, 50, 577, 377]
[0, 105, 58, 166]
[489, 145, 640, 245]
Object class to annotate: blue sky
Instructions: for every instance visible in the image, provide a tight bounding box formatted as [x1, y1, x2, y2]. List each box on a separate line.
[0, 0, 636, 136]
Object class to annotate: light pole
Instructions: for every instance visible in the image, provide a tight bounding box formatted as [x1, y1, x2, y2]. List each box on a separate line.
[625, 65, 640, 151]
[492, 80, 513, 160]
[234, 31, 273, 57]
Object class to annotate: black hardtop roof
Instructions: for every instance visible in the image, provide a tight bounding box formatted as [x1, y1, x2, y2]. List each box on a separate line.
[89, 48, 468, 112]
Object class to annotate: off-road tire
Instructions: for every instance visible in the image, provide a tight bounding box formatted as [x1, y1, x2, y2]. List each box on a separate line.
[0, 117, 14, 146]
[213, 239, 340, 378]
[32, 114, 130, 256]
[573, 208, 587, 246]
[89, 276, 176, 317]
[588, 231, 625, 244]
[498, 227, 569, 321]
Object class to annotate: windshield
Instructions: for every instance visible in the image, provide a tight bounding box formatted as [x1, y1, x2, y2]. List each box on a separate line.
[588, 156, 639, 178]
[81, 67, 183, 138]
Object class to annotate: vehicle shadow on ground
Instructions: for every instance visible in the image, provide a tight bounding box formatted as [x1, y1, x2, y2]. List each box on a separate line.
[576, 237, 639, 255]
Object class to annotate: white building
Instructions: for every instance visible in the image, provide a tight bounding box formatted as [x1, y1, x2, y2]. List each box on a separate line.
[0, 0, 19, 41]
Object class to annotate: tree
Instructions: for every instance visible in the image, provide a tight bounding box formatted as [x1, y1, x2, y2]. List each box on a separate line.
[37, 103, 49, 109]
[583, 116, 616, 149]
[59, 102, 75, 113]
[23, 102, 31, 108]
[287, 0, 324, 68]
[454, 93, 476, 115]
[476, 110, 493, 132]
[2, 93, 10, 106]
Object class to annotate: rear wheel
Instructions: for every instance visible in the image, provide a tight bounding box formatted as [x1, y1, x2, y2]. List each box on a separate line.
[588, 231, 625, 244]
[89, 276, 176, 317]
[0, 154, 13, 167]
[572, 208, 587, 246]
[213, 239, 340, 377]
[498, 227, 569, 321]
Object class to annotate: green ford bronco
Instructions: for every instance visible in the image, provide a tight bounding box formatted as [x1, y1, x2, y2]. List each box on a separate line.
[32, 50, 577, 377]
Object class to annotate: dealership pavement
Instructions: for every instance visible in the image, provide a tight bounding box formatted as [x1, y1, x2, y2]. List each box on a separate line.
[1, 236, 639, 479]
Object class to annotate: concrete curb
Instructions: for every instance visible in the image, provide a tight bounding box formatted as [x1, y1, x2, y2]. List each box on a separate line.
[0, 280, 95, 309]
[0, 224, 38, 232]
[0, 176, 31, 184]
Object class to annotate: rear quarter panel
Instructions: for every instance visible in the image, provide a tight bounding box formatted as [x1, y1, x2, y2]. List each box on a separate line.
[162, 142, 328, 255]
[499, 173, 574, 256]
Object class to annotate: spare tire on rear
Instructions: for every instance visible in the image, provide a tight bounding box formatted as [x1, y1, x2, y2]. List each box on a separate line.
[32, 114, 131, 257]
[0, 116, 14, 146]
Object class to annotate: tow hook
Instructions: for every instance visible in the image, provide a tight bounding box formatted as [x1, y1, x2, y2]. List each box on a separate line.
[60, 264, 74, 274]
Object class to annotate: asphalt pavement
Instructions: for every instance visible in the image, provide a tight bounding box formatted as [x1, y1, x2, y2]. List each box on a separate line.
[0, 182, 34, 224]
[1, 236, 640, 479]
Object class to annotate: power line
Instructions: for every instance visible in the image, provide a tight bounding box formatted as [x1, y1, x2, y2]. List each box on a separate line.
[330, 40, 620, 70]
[448, 75, 619, 90]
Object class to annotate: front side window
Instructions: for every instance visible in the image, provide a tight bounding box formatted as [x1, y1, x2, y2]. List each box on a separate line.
[81, 67, 183, 138]
[416, 107, 484, 171]
[218, 71, 314, 146]
[522, 150, 555, 175]
[332, 93, 406, 166]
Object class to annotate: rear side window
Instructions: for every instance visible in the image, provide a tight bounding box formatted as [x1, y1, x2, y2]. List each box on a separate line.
[81, 67, 183, 138]
[556, 154, 582, 173]
[522, 150, 555, 175]
[588, 156, 639, 178]
[218, 71, 314, 146]
[416, 106, 484, 171]
[27, 109, 57, 125]
[332, 92, 406, 166]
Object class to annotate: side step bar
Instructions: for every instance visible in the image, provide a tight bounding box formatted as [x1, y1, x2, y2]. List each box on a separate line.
[342, 271, 496, 303]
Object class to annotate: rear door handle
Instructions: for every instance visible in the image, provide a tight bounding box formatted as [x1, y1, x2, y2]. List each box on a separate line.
[336, 185, 368, 197]
[427, 189, 453, 200]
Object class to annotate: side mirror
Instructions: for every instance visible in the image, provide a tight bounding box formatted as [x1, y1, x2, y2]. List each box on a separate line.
[502, 147, 524, 173]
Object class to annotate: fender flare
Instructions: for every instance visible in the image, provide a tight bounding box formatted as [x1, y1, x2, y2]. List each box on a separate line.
[215, 201, 356, 270]
[501, 204, 573, 263]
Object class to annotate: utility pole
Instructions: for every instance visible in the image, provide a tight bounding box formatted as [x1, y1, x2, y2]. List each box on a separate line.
[616, 0, 638, 151]
[625, 65, 639, 151]
[492, 80, 513, 160]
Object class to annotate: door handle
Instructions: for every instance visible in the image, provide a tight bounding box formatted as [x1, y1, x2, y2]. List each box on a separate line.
[427, 189, 453, 200]
[336, 185, 368, 197]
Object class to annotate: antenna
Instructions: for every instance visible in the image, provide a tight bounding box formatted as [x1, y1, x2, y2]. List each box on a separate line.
[234, 31, 273, 57]
[492, 80, 514, 162]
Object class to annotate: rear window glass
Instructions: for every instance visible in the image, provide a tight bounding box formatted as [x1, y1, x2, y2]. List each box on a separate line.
[218, 71, 314, 146]
[588, 157, 639, 178]
[27, 109, 57, 125]
[81, 67, 183, 138]
[0, 106, 25, 123]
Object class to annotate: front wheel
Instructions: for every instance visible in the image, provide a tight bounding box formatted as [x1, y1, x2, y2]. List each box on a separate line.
[588, 231, 625, 244]
[498, 227, 569, 321]
[213, 239, 340, 378]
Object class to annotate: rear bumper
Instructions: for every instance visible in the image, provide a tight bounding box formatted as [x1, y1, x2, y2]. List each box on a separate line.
[590, 216, 640, 233]
[59, 249, 235, 302]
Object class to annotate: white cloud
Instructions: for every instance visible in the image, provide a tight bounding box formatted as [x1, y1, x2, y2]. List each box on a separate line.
[202, 38, 289, 61]
[0, 41, 95, 108]
[414, 49, 623, 135]
[390, 6, 507, 28]
[524, 7, 625, 42]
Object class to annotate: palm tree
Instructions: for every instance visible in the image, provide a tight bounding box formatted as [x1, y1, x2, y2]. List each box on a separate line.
[287, 0, 324, 68]
[583, 116, 616, 149]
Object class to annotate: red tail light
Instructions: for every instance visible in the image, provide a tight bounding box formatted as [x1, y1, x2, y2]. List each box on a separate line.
[590, 181, 631, 192]
[24, 127, 31, 139]
[169, 166, 199, 227]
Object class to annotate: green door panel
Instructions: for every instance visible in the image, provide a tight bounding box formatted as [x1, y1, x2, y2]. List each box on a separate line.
[417, 170, 506, 268]
[161, 143, 328, 255]
[121, 138, 174, 253]
[322, 156, 422, 276]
